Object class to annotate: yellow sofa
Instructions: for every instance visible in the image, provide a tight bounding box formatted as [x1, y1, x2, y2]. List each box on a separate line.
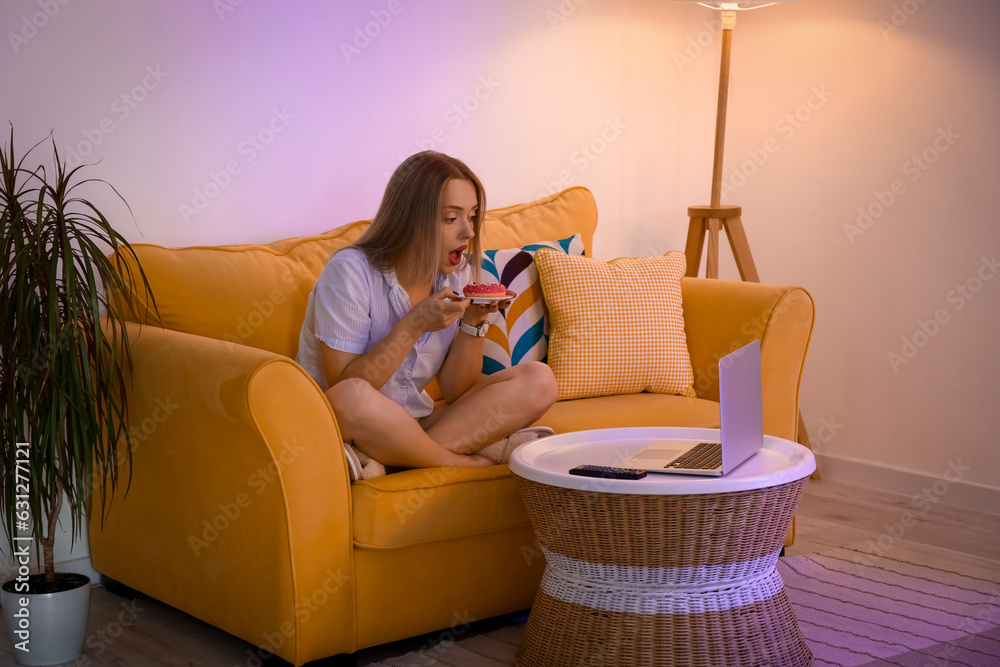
[90, 187, 814, 665]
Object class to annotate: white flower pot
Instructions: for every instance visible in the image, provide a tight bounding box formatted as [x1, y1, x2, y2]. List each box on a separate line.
[1, 573, 91, 666]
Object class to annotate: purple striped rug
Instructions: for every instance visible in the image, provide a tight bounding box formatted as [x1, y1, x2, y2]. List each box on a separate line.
[778, 547, 1000, 667]
[361, 546, 1000, 666]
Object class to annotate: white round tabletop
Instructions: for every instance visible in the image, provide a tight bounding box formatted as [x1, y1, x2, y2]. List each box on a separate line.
[509, 427, 816, 495]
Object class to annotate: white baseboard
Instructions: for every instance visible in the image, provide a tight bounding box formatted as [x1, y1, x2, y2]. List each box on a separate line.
[815, 453, 1000, 516]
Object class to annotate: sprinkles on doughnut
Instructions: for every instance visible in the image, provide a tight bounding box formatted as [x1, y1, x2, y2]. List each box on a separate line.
[463, 283, 507, 299]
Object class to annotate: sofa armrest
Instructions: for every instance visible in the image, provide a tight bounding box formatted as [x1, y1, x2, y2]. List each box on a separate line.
[89, 322, 358, 662]
[680, 278, 814, 441]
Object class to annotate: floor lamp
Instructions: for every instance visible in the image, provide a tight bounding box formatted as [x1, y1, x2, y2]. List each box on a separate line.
[679, 1, 818, 472]
[681, 0, 790, 280]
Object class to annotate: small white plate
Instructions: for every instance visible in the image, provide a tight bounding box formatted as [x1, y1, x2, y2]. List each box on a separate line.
[452, 291, 516, 304]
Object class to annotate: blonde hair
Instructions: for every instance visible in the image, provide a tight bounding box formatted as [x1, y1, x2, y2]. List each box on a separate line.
[353, 151, 484, 288]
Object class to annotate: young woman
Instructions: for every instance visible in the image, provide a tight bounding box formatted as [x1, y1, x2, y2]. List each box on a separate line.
[296, 151, 558, 478]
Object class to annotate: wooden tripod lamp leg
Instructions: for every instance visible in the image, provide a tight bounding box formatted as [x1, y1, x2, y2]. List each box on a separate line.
[706, 219, 721, 279]
[722, 216, 760, 283]
[684, 214, 726, 280]
[687, 206, 741, 279]
[684, 215, 707, 278]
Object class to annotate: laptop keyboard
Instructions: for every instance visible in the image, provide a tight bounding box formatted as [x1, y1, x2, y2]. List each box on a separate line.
[664, 442, 722, 470]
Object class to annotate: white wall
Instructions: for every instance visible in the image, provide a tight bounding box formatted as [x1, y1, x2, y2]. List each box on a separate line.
[2, 0, 998, 573]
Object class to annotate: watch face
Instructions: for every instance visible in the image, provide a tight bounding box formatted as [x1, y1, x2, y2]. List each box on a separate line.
[478, 321, 490, 336]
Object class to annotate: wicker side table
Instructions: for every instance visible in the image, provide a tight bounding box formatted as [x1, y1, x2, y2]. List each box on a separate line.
[509, 427, 815, 667]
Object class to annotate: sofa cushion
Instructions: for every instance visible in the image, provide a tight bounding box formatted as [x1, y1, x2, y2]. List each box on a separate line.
[535, 250, 697, 401]
[351, 390, 723, 549]
[481, 187, 597, 257]
[480, 233, 585, 374]
[114, 187, 599, 360]
[351, 465, 529, 549]
[536, 393, 721, 433]
[117, 221, 372, 359]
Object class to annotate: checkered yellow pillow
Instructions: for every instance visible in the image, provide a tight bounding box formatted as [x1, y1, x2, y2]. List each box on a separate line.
[534, 249, 696, 401]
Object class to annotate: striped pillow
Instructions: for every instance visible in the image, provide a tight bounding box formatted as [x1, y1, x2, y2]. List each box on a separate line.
[480, 234, 585, 375]
[534, 249, 696, 400]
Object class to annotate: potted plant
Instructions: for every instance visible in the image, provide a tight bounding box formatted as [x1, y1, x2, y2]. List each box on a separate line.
[0, 127, 155, 665]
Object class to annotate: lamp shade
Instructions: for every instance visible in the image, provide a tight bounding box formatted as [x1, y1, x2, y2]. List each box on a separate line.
[676, 0, 794, 28]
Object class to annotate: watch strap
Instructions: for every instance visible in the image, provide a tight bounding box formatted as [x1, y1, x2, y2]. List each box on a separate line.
[459, 319, 488, 337]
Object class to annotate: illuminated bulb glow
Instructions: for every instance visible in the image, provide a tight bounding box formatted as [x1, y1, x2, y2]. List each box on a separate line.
[696, 1, 778, 28]
[697, 2, 778, 9]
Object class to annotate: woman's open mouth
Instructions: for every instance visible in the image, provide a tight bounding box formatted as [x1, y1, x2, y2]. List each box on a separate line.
[448, 245, 467, 266]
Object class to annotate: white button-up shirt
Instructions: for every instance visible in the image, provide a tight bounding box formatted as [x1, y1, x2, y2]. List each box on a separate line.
[296, 247, 469, 418]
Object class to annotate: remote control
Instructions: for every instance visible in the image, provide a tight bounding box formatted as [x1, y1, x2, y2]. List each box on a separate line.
[568, 464, 647, 480]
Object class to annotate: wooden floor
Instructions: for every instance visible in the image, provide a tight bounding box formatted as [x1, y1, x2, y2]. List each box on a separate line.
[1, 479, 997, 667]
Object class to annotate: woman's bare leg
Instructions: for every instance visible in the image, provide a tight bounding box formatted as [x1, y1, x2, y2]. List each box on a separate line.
[419, 361, 558, 455]
[325, 378, 492, 469]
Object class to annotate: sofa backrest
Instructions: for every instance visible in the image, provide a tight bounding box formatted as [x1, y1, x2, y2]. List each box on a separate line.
[116, 186, 598, 359]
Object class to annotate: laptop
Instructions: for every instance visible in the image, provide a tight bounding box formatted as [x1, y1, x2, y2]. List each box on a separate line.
[616, 340, 763, 476]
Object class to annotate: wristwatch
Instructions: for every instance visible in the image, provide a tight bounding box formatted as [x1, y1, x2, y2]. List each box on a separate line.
[459, 319, 490, 338]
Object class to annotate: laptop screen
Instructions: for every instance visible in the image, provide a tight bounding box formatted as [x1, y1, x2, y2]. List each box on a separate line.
[719, 339, 764, 472]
